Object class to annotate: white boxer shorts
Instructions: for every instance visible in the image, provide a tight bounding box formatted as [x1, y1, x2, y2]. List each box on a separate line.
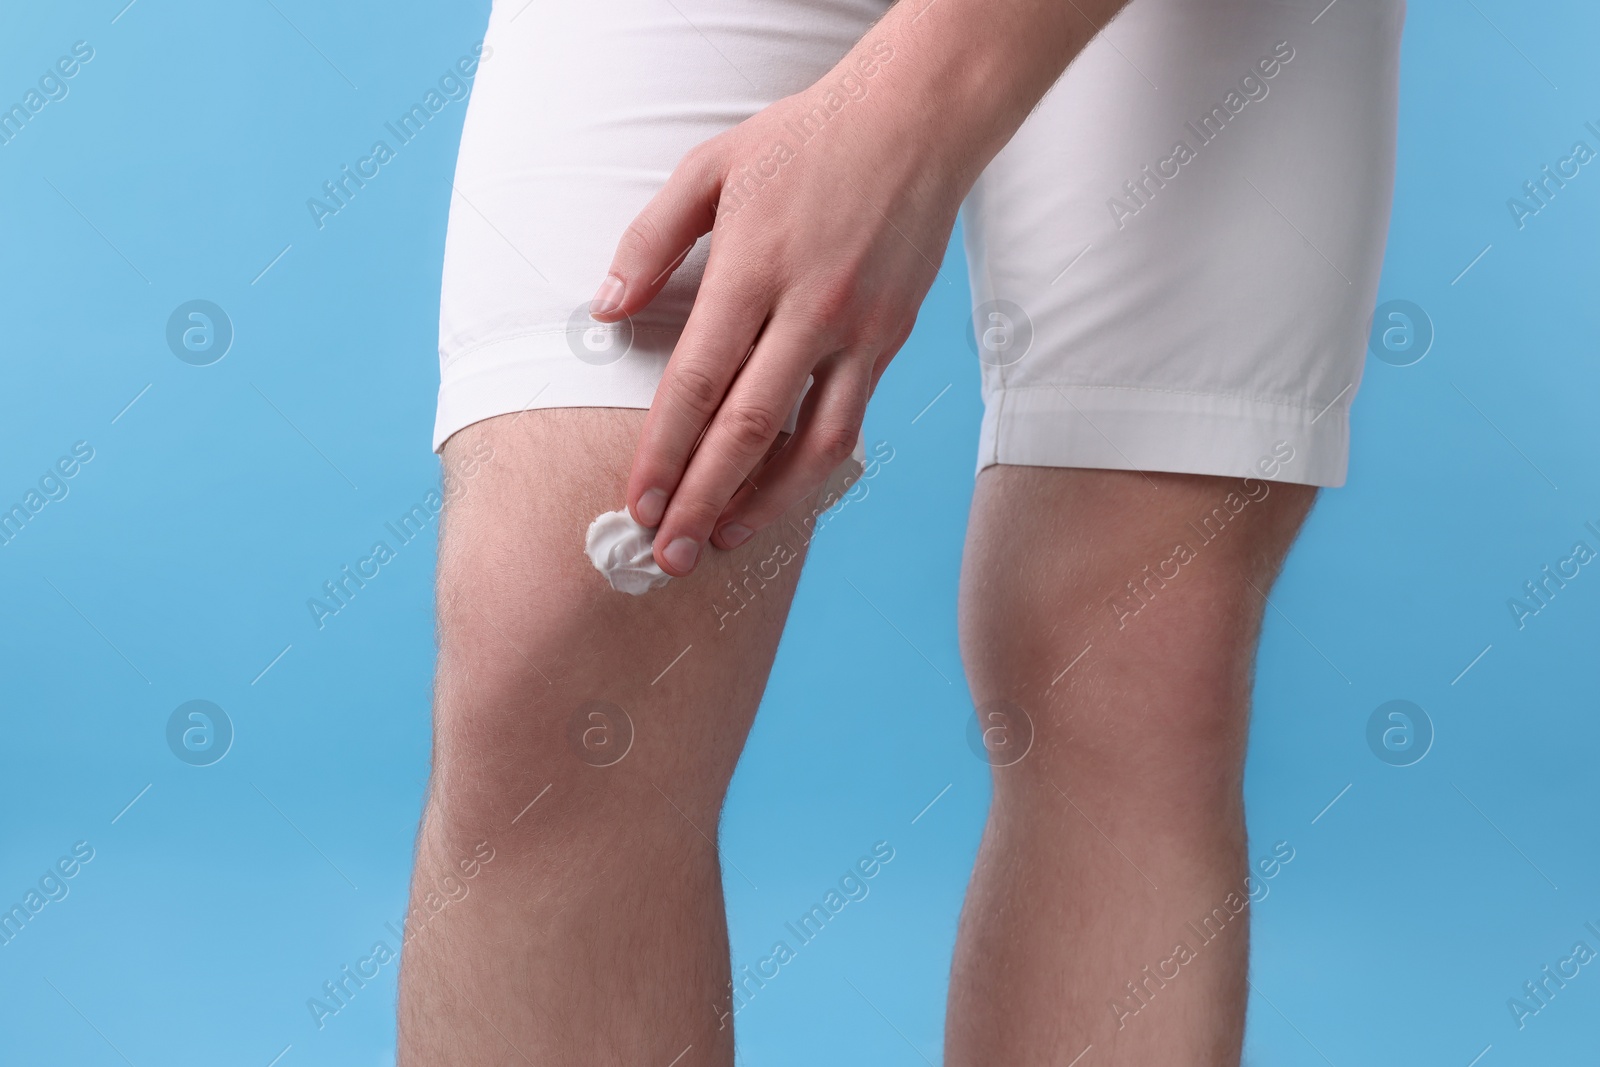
[435, 0, 1404, 488]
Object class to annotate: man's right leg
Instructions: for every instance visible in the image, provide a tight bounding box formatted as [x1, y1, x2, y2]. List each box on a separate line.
[397, 407, 833, 1066]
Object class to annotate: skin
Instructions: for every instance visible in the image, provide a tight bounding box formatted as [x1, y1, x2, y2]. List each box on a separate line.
[947, 466, 1314, 1065]
[399, 1, 1322, 1063]
[398, 409, 862, 1066]
[397, 411, 1315, 1065]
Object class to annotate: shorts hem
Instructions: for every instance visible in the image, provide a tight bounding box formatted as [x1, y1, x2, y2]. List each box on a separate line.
[978, 382, 1350, 488]
[432, 327, 817, 453]
[432, 332, 677, 453]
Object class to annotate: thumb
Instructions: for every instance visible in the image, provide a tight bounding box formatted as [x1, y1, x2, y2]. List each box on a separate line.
[590, 143, 724, 322]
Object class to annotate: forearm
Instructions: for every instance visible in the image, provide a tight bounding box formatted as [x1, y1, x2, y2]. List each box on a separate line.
[835, 0, 1131, 192]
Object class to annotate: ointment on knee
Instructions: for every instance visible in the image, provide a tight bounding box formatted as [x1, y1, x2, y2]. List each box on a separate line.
[583, 433, 865, 595]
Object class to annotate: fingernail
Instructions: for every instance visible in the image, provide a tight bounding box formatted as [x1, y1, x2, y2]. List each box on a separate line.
[636, 488, 667, 528]
[719, 523, 753, 549]
[663, 537, 700, 574]
[590, 274, 624, 317]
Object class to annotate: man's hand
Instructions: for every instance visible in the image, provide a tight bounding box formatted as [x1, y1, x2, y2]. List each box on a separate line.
[591, 0, 1124, 577]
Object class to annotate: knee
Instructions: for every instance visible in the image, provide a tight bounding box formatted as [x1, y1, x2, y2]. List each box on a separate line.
[970, 568, 1263, 784]
[424, 545, 745, 861]
[419, 409, 817, 859]
[425, 604, 703, 850]
[960, 471, 1317, 808]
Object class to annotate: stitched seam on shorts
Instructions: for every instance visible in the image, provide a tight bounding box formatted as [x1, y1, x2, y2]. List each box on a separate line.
[993, 380, 1347, 415]
[441, 326, 687, 367]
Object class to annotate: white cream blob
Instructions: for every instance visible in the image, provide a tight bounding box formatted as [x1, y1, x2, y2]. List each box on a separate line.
[585, 433, 867, 595]
[585, 508, 671, 595]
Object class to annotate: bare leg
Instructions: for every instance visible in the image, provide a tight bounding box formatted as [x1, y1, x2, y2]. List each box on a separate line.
[397, 408, 841, 1066]
[945, 466, 1315, 1066]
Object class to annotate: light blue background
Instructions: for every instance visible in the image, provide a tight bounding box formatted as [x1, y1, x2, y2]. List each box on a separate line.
[2, 1, 1596, 1064]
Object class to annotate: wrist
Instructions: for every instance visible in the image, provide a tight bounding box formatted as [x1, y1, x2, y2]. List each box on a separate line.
[833, 0, 1105, 190]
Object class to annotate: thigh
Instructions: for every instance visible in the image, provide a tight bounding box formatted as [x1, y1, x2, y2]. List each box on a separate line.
[962, 0, 1405, 487]
[430, 407, 847, 829]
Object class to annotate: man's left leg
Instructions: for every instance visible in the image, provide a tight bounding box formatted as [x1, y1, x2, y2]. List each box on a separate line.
[944, 465, 1315, 1066]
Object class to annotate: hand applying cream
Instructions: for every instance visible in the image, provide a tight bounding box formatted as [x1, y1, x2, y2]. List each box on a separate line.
[585, 433, 866, 595]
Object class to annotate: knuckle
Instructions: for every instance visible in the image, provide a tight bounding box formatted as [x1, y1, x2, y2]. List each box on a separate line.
[620, 213, 665, 263]
[860, 304, 903, 347]
[680, 137, 723, 177]
[669, 363, 723, 413]
[677, 142, 709, 174]
[885, 316, 914, 353]
[810, 275, 858, 325]
[842, 300, 899, 353]
[707, 256, 775, 305]
[787, 276, 857, 340]
[722, 402, 783, 451]
[811, 421, 859, 465]
[670, 495, 724, 533]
